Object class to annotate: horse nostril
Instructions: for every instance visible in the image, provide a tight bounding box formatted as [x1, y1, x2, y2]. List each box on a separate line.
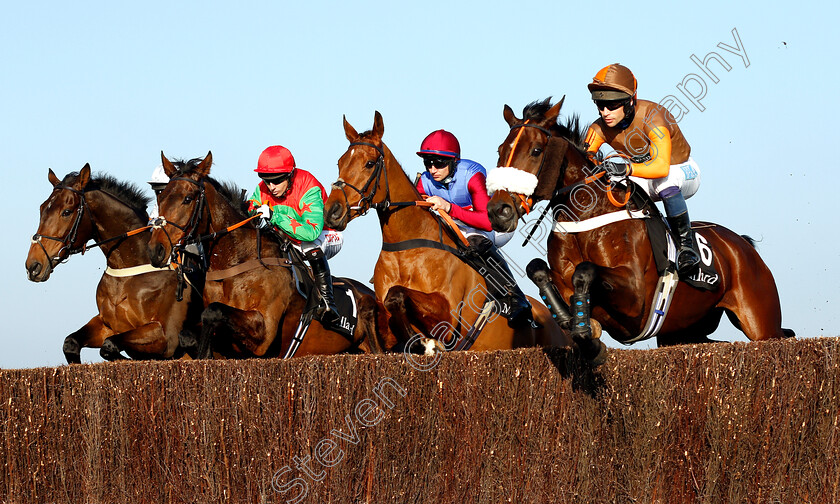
[27, 262, 42, 276]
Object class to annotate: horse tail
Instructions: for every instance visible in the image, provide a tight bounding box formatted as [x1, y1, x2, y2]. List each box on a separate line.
[740, 234, 757, 249]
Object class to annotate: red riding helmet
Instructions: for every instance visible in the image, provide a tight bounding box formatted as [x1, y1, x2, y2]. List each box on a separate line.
[416, 129, 460, 159]
[255, 145, 296, 174]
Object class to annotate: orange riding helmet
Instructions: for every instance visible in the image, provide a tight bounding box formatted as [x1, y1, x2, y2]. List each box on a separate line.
[588, 63, 638, 101]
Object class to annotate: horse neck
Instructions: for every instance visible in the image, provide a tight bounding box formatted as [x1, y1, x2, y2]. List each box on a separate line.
[377, 150, 449, 244]
[557, 146, 621, 222]
[202, 184, 281, 270]
[85, 191, 151, 268]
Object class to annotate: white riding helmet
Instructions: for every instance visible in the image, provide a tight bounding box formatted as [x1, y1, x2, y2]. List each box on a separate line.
[148, 165, 169, 185]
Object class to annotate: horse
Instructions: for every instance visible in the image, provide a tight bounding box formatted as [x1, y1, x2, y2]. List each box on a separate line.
[323, 111, 570, 353]
[147, 151, 387, 358]
[486, 97, 793, 362]
[25, 164, 201, 363]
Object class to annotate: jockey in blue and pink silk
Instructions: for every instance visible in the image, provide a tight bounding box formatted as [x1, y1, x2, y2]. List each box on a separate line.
[415, 129, 531, 325]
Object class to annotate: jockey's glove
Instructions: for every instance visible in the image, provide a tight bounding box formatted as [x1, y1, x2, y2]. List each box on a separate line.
[256, 204, 272, 220]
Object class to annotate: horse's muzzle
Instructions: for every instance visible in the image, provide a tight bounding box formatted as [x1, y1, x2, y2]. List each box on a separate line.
[148, 242, 169, 268]
[487, 197, 519, 233]
[25, 259, 50, 282]
[325, 201, 348, 231]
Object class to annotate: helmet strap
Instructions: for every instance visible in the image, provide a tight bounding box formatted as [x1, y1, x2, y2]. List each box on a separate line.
[615, 97, 636, 131]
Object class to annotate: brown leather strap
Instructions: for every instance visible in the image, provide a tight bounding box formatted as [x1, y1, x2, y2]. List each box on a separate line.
[206, 257, 291, 282]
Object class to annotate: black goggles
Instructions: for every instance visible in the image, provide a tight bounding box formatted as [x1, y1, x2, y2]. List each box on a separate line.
[595, 99, 629, 111]
[259, 173, 291, 183]
[423, 157, 451, 169]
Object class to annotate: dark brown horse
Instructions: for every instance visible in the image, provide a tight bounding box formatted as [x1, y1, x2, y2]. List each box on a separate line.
[25, 165, 201, 363]
[486, 98, 793, 361]
[324, 112, 570, 353]
[147, 152, 386, 358]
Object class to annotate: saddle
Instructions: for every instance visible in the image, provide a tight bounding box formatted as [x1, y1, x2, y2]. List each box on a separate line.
[623, 180, 720, 292]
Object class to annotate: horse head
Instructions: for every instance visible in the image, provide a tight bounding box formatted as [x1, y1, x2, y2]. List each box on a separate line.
[324, 111, 391, 230]
[148, 151, 213, 268]
[487, 97, 595, 233]
[26, 164, 95, 282]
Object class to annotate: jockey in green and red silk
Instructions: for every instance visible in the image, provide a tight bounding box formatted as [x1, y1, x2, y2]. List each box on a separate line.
[583, 63, 701, 277]
[247, 145, 343, 324]
[415, 129, 532, 325]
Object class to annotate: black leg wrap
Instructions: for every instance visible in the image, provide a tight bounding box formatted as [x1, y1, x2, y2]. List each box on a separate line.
[569, 292, 592, 339]
[527, 259, 572, 328]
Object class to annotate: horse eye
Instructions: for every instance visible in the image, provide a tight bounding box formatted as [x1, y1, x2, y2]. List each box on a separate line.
[183, 196, 194, 204]
[61, 209, 73, 217]
[364, 160, 376, 169]
[531, 147, 543, 156]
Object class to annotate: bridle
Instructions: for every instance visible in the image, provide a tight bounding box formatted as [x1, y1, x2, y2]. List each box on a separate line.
[331, 141, 390, 216]
[31, 185, 97, 273]
[151, 175, 208, 262]
[502, 121, 554, 215]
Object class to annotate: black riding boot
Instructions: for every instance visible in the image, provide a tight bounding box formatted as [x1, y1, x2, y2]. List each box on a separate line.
[666, 211, 701, 278]
[305, 248, 340, 325]
[468, 236, 532, 326]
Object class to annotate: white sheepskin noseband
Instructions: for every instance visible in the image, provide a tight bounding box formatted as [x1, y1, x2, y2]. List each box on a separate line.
[485, 167, 539, 196]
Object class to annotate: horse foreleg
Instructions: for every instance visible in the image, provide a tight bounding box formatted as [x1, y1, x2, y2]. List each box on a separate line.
[199, 302, 271, 358]
[354, 295, 393, 353]
[527, 258, 573, 329]
[383, 286, 451, 352]
[64, 315, 112, 364]
[570, 262, 607, 365]
[101, 322, 171, 361]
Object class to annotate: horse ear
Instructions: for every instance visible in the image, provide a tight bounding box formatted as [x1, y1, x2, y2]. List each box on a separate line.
[545, 96, 565, 124]
[372, 111, 384, 139]
[343, 115, 359, 142]
[503, 104, 518, 127]
[161, 151, 177, 178]
[196, 151, 213, 177]
[48, 168, 61, 187]
[77, 163, 91, 189]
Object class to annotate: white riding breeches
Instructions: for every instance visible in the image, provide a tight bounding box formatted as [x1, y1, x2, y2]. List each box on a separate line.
[297, 229, 343, 259]
[459, 224, 513, 248]
[631, 157, 701, 201]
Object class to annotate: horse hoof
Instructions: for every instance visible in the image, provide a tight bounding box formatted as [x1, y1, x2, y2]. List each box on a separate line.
[590, 319, 603, 339]
[576, 336, 608, 366]
[421, 337, 443, 356]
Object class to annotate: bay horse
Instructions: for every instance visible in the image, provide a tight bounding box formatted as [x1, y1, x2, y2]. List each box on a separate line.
[323, 111, 570, 353]
[486, 98, 793, 361]
[147, 152, 386, 358]
[25, 164, 201, 363]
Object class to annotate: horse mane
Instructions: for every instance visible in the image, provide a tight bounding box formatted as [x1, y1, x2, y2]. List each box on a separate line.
[169, 157, 250, 216]
[61, 171, 151, 217]
[522, 97, 590, 154]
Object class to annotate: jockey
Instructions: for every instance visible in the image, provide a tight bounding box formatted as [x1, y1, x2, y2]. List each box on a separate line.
[147, 164, 169, 221]
[415, 129, 531, 325]
[247, 145, 343, 324]
[583, 63, 702, 277]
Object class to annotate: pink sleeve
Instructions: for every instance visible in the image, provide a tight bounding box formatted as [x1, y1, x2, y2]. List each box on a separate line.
[448, 172, 493, 231]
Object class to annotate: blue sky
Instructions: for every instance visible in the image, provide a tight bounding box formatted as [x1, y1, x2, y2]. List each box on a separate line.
[4, 1, 837, 368]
